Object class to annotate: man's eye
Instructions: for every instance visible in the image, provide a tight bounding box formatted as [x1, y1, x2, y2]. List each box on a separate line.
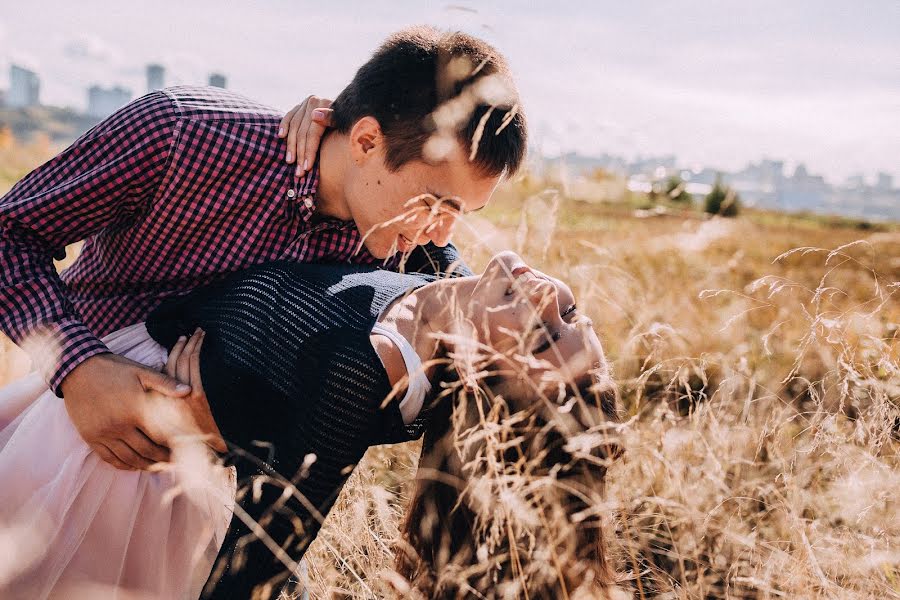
[416, 195, 438, 211]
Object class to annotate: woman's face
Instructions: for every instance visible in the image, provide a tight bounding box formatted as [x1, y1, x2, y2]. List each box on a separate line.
[464, 251, 610, 413]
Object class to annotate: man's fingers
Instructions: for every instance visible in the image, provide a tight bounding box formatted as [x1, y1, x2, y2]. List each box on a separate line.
[107, 438, 155, 470]
[141, 368, 191, 397]
[93, 442, 133, 471]
[124, 429, 171, 464]
[165, 335, 187, 378]
[207, 433, 228, 455]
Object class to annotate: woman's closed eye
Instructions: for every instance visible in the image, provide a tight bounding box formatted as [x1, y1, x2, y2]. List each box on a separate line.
[531, 305, 577, 354]
[532, 330, 560, 355]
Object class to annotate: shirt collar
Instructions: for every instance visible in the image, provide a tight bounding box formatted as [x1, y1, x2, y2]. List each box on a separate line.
[295, 156, 320, 199]
[283, 157, 321, 218]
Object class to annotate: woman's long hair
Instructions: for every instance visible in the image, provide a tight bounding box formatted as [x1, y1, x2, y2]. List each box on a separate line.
[395, 362, 623, 599]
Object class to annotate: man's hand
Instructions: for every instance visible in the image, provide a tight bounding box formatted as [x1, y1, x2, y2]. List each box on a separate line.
[278, 95, 334, 177]
[61, 352, 193, 470]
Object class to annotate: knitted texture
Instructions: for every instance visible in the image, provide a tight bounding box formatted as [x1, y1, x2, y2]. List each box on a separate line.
[146, 257, 467, 597]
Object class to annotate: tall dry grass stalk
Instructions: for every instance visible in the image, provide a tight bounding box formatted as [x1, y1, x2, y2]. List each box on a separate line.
[299, 194, 898, 599]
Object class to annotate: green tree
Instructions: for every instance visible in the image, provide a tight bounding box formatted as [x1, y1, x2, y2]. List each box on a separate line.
[704, 177, 740, 217]
[664, 175, 693, 204]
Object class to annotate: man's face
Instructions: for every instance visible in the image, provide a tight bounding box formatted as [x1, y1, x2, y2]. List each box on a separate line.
[343, 120, 501, 259]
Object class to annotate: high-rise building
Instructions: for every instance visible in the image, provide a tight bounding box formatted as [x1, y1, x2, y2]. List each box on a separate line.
[845, 174, 866, 189]
[208, 73, 227, 88]
[87, 85, 133, 119]
[875, 172, 893, 191]
[8, 65, 40, 108]
[147, 64, 165, 92]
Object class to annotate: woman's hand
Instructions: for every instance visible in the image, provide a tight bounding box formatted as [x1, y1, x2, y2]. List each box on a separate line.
[164, 329, 227, 453]
[278, 95, 335, 177]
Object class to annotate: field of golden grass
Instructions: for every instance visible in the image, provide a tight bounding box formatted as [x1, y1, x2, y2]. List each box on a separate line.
[1, 139, 898, 598]
[299, 187, 899, 599]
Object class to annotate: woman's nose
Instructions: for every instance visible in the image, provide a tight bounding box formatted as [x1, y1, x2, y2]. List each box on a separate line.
[526, 278, 559, 311]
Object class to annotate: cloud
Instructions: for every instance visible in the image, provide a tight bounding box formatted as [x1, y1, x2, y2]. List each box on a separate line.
[160, 51, 209, 87]
[63, 34, 121, 64]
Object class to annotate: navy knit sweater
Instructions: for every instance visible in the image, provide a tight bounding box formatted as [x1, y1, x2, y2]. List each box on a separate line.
[146, 242, 470, 598]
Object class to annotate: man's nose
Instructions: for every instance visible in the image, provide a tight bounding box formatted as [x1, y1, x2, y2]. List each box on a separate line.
[423, 212, 457, 247]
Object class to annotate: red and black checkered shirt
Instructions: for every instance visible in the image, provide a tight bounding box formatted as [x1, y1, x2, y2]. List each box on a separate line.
[0, 86, 397, 394]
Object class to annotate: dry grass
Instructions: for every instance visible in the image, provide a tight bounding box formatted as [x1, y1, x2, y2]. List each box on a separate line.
[1, 137, 898, 599]
[301, 187, 899, 599]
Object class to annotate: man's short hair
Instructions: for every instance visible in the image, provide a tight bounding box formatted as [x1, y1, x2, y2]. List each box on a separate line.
[331, 25, 527, 178]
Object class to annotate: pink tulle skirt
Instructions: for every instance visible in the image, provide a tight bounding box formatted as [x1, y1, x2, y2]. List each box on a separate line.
[0, 323, 236, 600]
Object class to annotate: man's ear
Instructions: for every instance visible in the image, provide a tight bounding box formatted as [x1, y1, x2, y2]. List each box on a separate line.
[348, 116, 383, 163]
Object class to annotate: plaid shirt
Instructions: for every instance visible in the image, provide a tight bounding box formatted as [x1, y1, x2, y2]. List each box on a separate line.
[0, 86, 400, 395]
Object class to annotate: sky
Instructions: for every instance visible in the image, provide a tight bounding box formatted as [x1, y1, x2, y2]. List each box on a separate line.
[1, 1, 898, 184]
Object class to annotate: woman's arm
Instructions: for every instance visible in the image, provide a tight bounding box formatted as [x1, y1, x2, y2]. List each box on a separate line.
[277, 95, 334, 177]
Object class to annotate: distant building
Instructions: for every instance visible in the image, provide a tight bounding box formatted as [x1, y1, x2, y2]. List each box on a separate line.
[777, 163, 829, 210]
[87, 85, 133, 119]
[875, 172, 893, 191]
[146, 64, 165, 92]
[9, 65, 40, 108]
[844, 174, 866, 189]
[208, 73, 227, 88]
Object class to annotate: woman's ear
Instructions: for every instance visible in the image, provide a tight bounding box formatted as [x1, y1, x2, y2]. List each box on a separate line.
[348, 116, 383, 162]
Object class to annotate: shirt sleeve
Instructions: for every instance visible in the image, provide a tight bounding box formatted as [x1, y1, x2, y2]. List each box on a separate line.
[0, 90, 180, 395]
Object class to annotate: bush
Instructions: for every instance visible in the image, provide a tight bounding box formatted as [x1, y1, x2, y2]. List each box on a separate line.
[704, 178, 740, 217]
[664, 175, 693, 204]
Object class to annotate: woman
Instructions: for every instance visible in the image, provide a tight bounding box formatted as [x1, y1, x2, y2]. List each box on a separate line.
[0, 251, 614, 599]
[396, 316, 623, 599]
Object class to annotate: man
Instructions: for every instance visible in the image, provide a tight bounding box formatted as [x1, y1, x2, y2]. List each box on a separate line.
[0, 26, 526, 476]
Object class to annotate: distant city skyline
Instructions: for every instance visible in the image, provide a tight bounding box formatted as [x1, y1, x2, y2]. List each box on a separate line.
[3, 62, 228, 118]
[545, 150, 898, 222]
[1, 1, 898, 184]
[1, 60, 895, 221]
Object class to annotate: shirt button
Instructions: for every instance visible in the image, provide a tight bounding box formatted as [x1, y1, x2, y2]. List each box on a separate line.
[287, 189, 296, 199]
[303, 197, 314, 208]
